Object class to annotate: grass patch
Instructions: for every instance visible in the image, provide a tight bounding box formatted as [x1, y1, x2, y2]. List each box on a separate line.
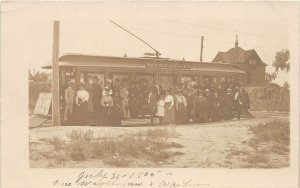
[228, 149, 251, 157]
[240, 119, 290, 167]
[244, 153, 269, 164]
[42, 128, 184, 166]
[249, 120, 289, 143]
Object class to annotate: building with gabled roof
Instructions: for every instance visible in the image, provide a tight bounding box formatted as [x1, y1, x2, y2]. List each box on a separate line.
[213, 36, 267, 86]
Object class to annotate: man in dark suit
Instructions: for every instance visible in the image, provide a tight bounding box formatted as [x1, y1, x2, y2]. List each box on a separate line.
[91, 76, 102, 113]
[223, 88, 234, 120]
[205, 89, 213, 122]
[146, 87, 158, 124]
[234, 87, 242, 120]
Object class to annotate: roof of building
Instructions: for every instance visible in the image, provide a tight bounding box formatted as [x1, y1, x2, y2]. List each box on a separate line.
[213, 37, 267, 66]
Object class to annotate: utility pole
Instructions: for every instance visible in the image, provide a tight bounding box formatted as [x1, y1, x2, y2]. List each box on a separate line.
[52, 21, 60, 126]
[200, 36, 204, 62]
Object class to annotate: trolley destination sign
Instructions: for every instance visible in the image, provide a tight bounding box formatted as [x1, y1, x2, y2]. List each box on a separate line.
[145, 62, 192, 69]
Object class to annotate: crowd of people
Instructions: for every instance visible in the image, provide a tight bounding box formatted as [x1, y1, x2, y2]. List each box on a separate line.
[63, 76, 252, 126]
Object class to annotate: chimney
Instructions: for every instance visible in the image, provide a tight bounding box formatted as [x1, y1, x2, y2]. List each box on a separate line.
[235, 35, 239, 48]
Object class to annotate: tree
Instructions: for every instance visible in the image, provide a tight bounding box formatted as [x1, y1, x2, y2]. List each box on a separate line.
[266, 49, 290, 83]
[272, 49, 290, 73]
[283, 81, 289, 89]
[265, 72, 277, 83]
[29, 69, 49, 82]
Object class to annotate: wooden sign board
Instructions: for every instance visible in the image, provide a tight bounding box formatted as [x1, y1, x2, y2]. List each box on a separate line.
[33, 93, 52, 116]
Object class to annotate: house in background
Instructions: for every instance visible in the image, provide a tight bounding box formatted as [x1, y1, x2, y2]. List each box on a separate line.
[213, 36, 267, 86]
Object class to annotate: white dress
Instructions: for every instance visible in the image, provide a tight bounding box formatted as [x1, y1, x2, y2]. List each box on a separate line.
[156, 99, 165, 117]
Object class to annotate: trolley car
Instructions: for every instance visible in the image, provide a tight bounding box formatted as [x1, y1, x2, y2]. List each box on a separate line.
[44, 54, 245, 124]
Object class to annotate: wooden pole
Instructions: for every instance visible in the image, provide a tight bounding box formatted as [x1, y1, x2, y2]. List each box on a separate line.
[52, 21, 60, 126]
[200, 36, 204, 62]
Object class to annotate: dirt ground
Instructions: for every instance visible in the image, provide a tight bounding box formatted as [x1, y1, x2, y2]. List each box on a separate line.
[29, 111, 289, 168]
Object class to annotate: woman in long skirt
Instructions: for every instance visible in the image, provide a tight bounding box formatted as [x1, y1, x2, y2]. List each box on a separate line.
[175, 90, 187, 124]
[164, 90, 175, 124]
[156, 95, 165, 124]
[75, 83, 90, 125]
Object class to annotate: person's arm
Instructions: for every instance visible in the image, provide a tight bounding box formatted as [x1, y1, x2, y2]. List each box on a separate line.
[75, 91, 79, 106]
[169, 96, 174, 109]
[85, 91, 89, 102]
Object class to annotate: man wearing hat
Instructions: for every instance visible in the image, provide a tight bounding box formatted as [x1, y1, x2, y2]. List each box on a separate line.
[64, 82, 75, 121]
[75, 83, 89, 124]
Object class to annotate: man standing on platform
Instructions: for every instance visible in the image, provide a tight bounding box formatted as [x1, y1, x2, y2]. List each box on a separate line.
[64, 82, 75, 121]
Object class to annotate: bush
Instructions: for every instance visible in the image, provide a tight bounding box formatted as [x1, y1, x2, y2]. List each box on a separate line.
[46, 128, 184, 166]
[249, 120, 289, 143]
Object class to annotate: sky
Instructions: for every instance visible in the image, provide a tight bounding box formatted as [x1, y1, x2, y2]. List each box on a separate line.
[2, 1, 298, 85]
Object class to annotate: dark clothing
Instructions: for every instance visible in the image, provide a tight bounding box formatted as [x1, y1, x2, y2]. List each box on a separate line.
[185, 94, 194, 121]
[240, 91, 250, 111]
[101, 95, 114, 126]
[223, 93, 234, 120]
[128, 87, 139, 118]
[102, 106, 114, 126]
[91, 83, 102, 112]
[175, 103, 187, 124]
[211, 95, 222, 122]
[205, 94, 213, 121]
[240, 91, 253, 118]
[234, 92, 242, 119]
[146, 93, 158, 123]
[192, 95, 208, 123]
[74, 101, 88, 125]
[112, 96, 122, 126]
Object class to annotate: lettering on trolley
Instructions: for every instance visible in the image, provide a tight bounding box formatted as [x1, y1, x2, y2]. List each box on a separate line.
[145, 63, 192, 69]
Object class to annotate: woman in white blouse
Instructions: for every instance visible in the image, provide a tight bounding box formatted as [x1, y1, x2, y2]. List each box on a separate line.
[75, 83, 90, 124]
[164, 89, 175, 124]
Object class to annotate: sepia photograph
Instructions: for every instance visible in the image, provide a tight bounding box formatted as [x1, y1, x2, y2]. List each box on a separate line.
[1, 1, 299, 188]
[27, 2, 291, 169]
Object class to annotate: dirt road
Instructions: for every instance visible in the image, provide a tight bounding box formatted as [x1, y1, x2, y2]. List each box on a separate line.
[29, 111, 289, 168]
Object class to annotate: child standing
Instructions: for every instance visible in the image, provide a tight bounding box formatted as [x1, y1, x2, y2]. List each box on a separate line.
[156, 95, 165, 124]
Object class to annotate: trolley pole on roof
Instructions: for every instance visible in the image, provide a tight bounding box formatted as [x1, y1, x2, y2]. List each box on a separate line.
[200, 36, 204, 62]
[52, 21, 60, 126]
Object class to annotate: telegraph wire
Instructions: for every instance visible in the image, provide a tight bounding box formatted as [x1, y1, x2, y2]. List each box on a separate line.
[128, 26, 284, 53]
[166, 19, 288, 41]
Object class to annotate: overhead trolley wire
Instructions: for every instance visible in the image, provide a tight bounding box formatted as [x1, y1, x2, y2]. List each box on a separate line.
[166, 19, 288, 41]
